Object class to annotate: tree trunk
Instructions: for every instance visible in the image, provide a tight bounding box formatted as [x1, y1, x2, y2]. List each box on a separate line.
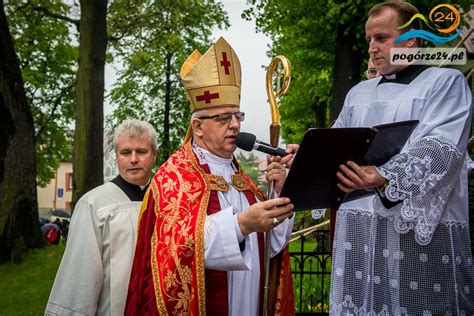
[314, 101, 327, 128]
[330, 23, 363, 122]
[0, 0, 43, 263]
[72, 0, 108, 207]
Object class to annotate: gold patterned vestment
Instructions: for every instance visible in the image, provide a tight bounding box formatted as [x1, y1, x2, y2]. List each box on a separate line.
[125, 141, 294, 315]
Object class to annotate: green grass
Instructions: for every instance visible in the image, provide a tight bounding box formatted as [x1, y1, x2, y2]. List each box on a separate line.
[289, 237, 331, 313]
[0, 242, 65, 316]
[0, 237, 330, 315]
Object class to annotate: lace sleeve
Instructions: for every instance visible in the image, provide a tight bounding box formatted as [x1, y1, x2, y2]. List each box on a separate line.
[375, 137, 464, 245]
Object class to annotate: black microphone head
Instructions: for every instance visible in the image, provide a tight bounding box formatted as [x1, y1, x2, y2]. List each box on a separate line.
[235, 132, 256, 151]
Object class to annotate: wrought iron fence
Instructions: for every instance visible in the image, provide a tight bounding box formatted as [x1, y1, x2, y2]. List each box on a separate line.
[289, 229, 331, 315]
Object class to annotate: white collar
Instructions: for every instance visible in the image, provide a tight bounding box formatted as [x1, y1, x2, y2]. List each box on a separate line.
[192, 141, 234, 168]
[139, 178, 151, 191]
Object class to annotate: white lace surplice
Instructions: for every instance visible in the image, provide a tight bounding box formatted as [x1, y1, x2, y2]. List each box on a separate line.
[330, 67, 474, 315]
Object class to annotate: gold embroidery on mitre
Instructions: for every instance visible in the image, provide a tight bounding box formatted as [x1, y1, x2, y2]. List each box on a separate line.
[181, 37, 241, 113]
[181, 37, 242, 143]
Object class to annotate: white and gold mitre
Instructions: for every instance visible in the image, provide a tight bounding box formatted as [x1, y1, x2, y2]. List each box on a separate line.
[181, 36, 241, 112]
[181, 37, 242, 143]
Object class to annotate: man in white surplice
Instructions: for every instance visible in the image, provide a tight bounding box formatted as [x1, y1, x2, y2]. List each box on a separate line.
[45, 119, 157, 316]
[327, 1, 474, 314]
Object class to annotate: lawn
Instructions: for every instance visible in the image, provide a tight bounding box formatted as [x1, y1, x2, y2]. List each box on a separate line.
[0, 235, 330, 315]
[289, 236, 331, 313]
[0, 242, 65, 316]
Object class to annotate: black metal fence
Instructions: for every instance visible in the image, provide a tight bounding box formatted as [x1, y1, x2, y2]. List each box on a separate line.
[289, 229, 331, 315]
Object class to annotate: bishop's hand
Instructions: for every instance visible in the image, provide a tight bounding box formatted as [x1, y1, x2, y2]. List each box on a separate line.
[266, 153, 294, 195]
[237, 197, 294, 235]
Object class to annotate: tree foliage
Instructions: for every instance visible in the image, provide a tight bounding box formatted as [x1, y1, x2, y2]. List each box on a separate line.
[106, 0, 229, 164]
[5, 0, 230, 193]
[0, 0, 44, 263]
[236, 152, 267, 192]
[243, 0, 471, 145]
[5, 1, 77, 187]
[243, 0, 378, 144]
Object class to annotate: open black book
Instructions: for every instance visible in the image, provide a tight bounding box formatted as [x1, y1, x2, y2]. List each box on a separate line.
[280, 120, 419, 211]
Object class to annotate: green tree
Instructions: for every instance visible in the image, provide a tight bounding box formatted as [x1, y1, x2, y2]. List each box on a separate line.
[12, 0, 109, 207]
[243, 0, 377, 144]
[236, 152, 267, 192]
[6, 0, 230, 207]
[243, 0, 471, 145]
[5, 1, 77, 187]
[0, 0, 44, 263]
[107, 0, 229, 164]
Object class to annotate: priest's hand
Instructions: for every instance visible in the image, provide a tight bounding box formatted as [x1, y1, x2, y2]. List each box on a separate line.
[266, 153, 294, 195]
[237, 197, 294, 235]
[284, 144, 299, 168]
[336, 160, 387, 193]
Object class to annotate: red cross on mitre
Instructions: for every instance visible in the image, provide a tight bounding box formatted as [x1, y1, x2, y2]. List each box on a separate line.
[220, 52, 231, 75]
[196, 90, 220, 104]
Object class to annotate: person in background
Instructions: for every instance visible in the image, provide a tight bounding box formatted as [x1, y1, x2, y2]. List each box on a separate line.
[365, 56, 380, 79]
[125, 37, 295, 315]
[60, 219, 69, 240]
[45, 119, 157, 316]
[40, 221, 61, 245]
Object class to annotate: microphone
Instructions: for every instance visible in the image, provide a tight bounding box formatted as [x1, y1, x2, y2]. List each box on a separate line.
[235, 132, 288, 157]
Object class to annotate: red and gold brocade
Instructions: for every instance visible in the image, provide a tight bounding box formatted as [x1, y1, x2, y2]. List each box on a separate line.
[125, 141, 294, 315]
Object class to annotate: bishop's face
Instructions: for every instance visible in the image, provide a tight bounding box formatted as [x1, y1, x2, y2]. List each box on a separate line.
[192, 106, 243, 159]
[365, 7, 416, 76]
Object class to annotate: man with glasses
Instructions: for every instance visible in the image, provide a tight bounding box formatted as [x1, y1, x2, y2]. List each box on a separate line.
[125, 37, 295, 315]
[365, 57, 380, 79]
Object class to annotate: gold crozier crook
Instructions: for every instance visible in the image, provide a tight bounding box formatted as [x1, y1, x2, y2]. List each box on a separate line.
[263, 55, 291, 316]
[265, 55, 291, 147]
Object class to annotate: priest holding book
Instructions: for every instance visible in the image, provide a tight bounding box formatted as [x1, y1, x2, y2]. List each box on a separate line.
[325, 1, 474, 314]
[279, 1, 474, 314]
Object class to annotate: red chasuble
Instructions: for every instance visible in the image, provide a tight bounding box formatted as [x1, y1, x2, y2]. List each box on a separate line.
[125, 141, 294, 315]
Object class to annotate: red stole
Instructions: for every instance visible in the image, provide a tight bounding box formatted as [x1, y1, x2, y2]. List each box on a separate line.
[124, 142, 293, 315]
[125, 142, 266, 315]
[125, 191, 159, 315]
[203, 168, 265, 315]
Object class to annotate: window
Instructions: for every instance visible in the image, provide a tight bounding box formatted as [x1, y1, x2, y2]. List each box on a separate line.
[66, 173, 73, 191]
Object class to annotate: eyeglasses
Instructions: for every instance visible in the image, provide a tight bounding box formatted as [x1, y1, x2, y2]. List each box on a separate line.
[365, 68, 378, 79]
[197, 111, 245, 124]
